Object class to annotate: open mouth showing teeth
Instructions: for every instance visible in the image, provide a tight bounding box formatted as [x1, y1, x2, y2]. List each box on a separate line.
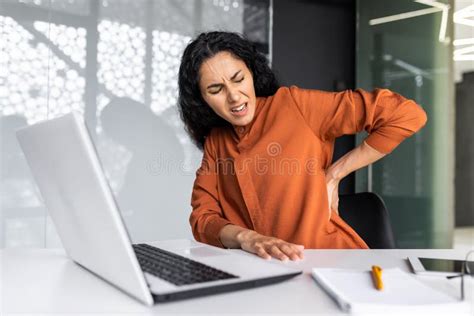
[231, 103, 247, 113]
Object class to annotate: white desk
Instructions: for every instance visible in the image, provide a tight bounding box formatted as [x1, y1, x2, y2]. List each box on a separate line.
[1, 245, 473, 315]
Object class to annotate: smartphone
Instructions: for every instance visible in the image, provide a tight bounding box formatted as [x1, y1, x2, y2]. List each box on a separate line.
[408, 256, 474, 276]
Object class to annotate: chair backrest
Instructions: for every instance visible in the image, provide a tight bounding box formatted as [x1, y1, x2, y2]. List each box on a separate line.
[338, 192, 396, 249]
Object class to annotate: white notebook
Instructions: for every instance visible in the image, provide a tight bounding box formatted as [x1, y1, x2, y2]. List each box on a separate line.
[311, 267, 470, 314]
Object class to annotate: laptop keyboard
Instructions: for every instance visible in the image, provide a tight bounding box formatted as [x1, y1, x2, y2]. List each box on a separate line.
[132, 243, 238, 286]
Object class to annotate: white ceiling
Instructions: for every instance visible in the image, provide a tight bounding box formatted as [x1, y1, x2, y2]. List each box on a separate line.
[454, 0, 474, 82]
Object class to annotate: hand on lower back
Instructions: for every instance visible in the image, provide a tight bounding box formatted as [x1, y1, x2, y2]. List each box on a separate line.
[325, 172, 340, 219]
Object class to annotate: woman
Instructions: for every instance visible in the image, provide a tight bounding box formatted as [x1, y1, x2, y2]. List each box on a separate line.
[177, 31, 427, 261]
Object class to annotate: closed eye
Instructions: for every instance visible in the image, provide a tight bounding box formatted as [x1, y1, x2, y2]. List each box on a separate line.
[209, 87, 222, 95]
[208, 76, 244, 94]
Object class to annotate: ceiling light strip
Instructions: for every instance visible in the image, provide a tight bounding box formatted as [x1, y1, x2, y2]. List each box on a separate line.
[369, 7, 442, 26]
[453, 38, 474, 46]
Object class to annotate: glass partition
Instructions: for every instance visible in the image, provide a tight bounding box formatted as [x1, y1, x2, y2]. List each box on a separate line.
[356, 0, 454, 248]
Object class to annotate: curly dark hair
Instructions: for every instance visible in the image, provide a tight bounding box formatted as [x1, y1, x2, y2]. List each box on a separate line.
[178, 31, 280, 150]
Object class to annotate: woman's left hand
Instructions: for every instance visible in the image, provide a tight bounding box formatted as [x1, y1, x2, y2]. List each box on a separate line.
[325, 170, 340, 219]
[324, 141, 386, 220]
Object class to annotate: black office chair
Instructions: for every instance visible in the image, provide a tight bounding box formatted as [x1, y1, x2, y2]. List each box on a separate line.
[338, 192, 397, 249]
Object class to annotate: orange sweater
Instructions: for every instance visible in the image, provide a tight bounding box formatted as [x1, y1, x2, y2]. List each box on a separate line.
[190, 86, 427, 249]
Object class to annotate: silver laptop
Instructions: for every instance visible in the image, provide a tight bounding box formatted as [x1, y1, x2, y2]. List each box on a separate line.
[16, 112, 301, 306]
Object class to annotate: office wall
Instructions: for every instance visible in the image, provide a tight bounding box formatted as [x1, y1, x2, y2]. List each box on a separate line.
[455, 72, 474, 227]
[0, 0, 271, 247]
[272, 0, 356, 194]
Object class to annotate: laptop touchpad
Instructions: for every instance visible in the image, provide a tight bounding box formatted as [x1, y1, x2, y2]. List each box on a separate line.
[187, 246, 230, 257]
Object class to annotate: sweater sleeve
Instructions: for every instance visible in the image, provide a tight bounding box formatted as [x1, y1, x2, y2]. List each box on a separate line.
[189, 133, 232, 248]
[288, 85, 428, 154]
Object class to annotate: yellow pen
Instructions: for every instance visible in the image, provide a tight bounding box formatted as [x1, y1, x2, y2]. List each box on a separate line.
[371, 265, 384, 291]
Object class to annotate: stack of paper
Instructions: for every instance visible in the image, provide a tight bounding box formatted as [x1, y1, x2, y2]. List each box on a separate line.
[311, 268, 470, 314]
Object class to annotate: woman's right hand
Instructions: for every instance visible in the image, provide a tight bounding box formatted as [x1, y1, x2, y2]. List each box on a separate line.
[236, 229, 304, 261]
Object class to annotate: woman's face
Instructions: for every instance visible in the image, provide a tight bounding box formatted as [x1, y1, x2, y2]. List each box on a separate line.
[199, 51, 257, 126]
